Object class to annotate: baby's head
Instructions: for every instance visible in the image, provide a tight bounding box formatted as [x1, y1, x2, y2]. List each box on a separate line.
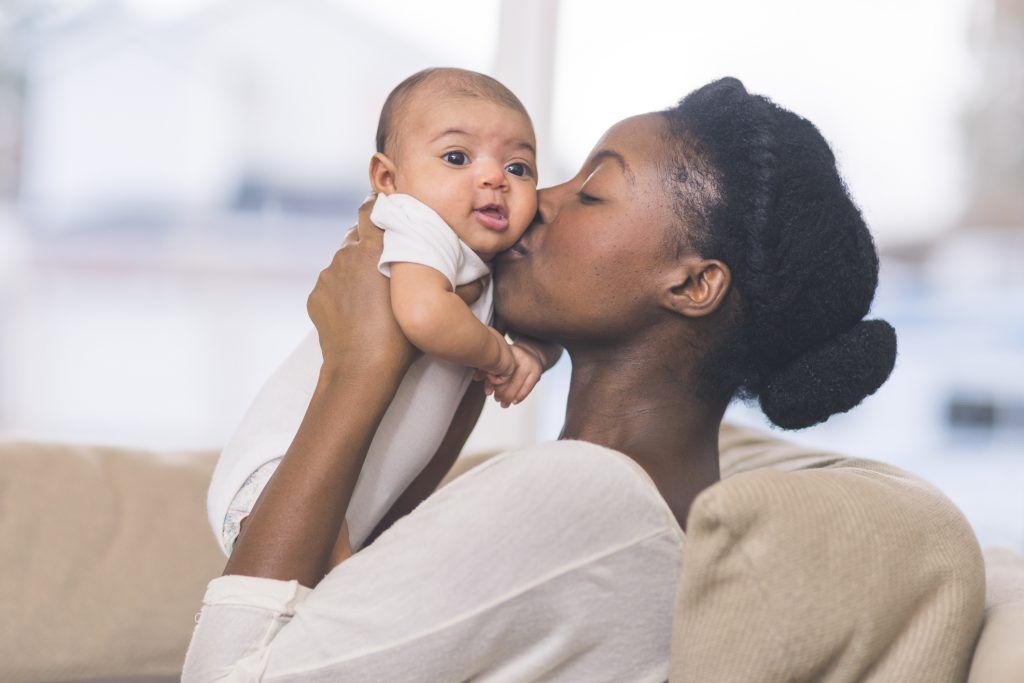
[370, 68, 538, 261]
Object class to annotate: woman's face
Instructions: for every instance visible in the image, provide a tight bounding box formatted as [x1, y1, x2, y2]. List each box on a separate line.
[493, 113, 682, 344]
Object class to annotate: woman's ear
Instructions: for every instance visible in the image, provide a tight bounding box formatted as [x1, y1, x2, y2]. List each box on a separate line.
[660, 257, 731, 318]
[369, 153, 398, 194]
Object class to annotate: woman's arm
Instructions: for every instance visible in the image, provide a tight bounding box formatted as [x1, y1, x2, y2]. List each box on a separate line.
[222, 197, 417, 588]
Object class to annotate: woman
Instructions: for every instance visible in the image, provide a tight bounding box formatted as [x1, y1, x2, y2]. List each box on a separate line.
[183, 78, 896, 681]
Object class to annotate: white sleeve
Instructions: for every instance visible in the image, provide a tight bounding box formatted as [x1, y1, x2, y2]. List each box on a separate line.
[372, 193, 464, 289]
[183, 441, 684, 682]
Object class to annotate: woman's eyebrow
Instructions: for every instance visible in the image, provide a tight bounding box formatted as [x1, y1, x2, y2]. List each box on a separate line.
[590, 149, 636, 187]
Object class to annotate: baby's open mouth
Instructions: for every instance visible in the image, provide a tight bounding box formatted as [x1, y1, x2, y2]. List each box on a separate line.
[474, 204, 509, 232]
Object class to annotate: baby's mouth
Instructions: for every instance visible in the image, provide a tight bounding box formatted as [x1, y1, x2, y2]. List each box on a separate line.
[473, 204, 509, 232]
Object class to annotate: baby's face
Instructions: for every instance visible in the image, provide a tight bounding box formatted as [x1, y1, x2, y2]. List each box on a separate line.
[384, 98, 538, 261]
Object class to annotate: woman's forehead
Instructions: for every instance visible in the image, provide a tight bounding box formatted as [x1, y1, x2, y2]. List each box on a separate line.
[590, 113, 670, 175]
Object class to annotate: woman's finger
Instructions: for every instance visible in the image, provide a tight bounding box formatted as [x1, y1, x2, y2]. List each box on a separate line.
[306, 204, 416, 373]
[454, 274, 489, 306]
[341, 225, 358, 248]
[355, 193, 380, 242]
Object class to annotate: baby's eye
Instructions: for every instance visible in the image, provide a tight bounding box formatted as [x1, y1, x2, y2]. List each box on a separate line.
[442, 151, 469, 165]
[505, 162, 532, 178]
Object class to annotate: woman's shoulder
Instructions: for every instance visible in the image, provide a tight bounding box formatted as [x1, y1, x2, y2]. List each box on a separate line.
[441, 440, 682, 540]
[459, 439, 652, 485]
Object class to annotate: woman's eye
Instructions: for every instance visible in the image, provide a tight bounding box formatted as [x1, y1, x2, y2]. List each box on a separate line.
[577, 191, 599, 205]
[443, 151, 469, 165]
[505, 162, 532, 177]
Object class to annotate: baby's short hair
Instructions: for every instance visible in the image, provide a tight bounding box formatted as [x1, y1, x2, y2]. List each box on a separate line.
[375, 67, 531, 155]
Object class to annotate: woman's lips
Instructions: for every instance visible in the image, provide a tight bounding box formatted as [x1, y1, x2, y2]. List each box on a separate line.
[497, 241, 528, 261]
[474, 206, 509, 232]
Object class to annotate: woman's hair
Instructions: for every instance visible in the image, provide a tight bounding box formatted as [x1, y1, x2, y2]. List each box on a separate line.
[662, 77, 897, 430]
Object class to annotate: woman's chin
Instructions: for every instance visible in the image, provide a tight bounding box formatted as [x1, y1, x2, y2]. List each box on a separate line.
[493, 261, 557, 339]
[494, 296, 541, 338]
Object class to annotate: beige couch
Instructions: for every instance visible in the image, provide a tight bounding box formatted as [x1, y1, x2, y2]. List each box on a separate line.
[1, 423, 1021, 682]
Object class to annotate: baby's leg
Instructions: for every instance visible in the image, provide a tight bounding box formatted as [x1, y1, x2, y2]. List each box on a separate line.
[212, 332, 473, 557]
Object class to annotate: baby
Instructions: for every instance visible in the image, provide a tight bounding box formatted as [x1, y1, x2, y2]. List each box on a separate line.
[206, 68, 561, 559]
[369, 68, 555, 402]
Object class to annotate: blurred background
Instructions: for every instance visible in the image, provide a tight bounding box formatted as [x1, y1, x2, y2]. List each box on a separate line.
[0, 0, 1021, 550]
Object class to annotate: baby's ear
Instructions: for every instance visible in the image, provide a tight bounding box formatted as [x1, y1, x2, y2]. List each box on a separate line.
[369, 153, 398, 194]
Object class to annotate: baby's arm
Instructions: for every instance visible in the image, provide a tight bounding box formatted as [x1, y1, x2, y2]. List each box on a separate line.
[511, 334, 563, 373]
[390, 262, 515, 379]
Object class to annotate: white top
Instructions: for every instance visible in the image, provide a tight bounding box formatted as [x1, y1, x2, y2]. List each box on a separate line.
[183, 440, 687, 682]
[206, 193, 494, 556]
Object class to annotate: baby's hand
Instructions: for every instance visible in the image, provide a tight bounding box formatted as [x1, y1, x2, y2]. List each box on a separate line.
[488, 344, 543, 408]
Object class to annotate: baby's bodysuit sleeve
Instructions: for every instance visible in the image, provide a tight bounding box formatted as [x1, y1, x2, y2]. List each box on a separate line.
[371, 193, 490, 289]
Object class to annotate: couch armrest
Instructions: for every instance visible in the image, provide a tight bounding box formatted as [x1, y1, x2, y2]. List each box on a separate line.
[0, 441, 224, 682]
[669, 456, 985, 682]
[968, 546, 1024, 682]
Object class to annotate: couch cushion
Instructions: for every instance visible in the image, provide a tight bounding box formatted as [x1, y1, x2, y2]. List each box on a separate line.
[669, 425, 986, 682]
[0, 441, 224, 683]
[968, 546, 1024, 682]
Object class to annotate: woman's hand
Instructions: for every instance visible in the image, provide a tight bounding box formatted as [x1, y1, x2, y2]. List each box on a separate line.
[307, 194, 490, 379]
[307, 195, 416, 379]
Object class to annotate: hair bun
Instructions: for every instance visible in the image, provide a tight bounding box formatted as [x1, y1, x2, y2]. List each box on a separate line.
[758, 319, 897, 429]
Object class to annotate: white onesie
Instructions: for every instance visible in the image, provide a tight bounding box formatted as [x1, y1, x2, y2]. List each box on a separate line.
[206, 193, 494, 556]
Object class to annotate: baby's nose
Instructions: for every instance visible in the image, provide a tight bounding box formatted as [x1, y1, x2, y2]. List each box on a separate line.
[477, 161, 507, 189]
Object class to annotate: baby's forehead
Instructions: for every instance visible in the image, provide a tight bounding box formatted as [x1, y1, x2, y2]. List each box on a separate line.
[405, 87, 530, 127]
[391, 79, 534, 149]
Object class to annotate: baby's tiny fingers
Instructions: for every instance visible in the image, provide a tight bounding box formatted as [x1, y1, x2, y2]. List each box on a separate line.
[515, 379, 539, 404]
[492, 383, 514, 404]
[503, 374, 529, 405]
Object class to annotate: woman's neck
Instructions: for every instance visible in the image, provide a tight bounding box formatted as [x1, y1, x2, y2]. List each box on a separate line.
[560, 343, 726, 532]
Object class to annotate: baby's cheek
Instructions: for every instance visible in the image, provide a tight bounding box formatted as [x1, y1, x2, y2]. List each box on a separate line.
[511, 191, 538, 235]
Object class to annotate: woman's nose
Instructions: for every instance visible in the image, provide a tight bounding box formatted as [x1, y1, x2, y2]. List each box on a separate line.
[535, 184, 565, 225]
